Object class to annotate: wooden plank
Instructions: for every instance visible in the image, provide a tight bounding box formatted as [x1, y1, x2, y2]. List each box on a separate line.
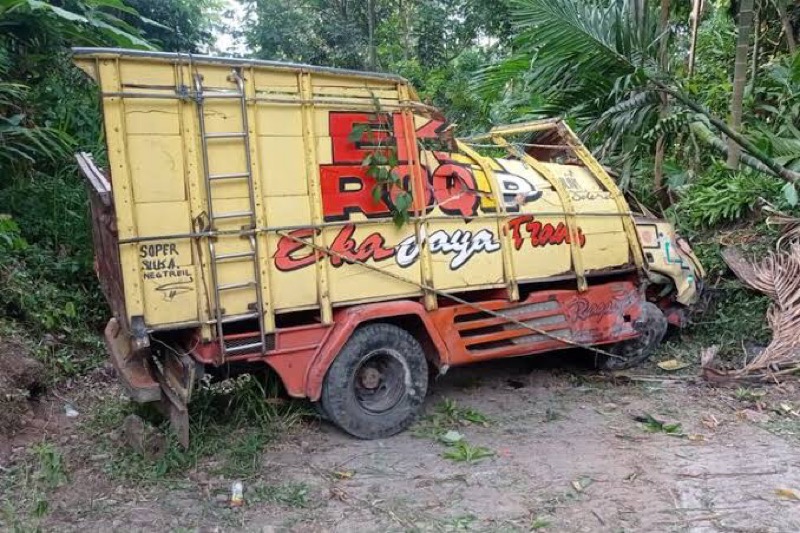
[300, 72, 333, 324]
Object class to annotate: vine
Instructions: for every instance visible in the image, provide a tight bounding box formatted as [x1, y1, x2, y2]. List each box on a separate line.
[348, 96, 413, 227]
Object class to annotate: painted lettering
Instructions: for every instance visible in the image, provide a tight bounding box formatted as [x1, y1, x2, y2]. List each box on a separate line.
[321, 113, 546, 222]
[507, 215, 587, 250]
[274, 228, 319, 272]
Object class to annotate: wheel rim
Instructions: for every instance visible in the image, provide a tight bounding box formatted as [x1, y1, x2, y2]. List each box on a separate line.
[352, 349, 408, 414]
[605, 313, 659, 370]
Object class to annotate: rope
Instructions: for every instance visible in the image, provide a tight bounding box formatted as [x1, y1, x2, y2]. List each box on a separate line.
[274, 230, 627, 361]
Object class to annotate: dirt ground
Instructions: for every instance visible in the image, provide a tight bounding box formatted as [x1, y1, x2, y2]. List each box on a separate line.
[3, 354, 800, 533]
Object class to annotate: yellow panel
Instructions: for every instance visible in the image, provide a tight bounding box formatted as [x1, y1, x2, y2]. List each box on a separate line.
[134, 202, 198, 325]
[211, 197, 255, 228]
[265, 196, 318, 311]
[203, 100, 241, 134]
[98, 58, 145, 321]
[265, 195, 311, 226]
[128, 135, 186, 203]
[81, 50, 647, 335]
[258, 136, 308, 196]
[312, 86, 399, 100]
[271, 256, 320, 311]
[509, 215, 573, 281]
[119, 59, 175, 86]
[253, 69, 300, 89]
[206, 180, 250, 203]
[581, 233, 629, 270]
[543, 163, 604, 192]
[197, 65, 239, 89]
[215, 253, 257, 316]
[316, 136, 333, 166]
[314, 108, 331, 137]
[255, 106, 303, 137]
[206, 142, 247, 181]
[424, 219, 505, 291]
[324, 224, 423, 303]
[124, 100, 180, 135]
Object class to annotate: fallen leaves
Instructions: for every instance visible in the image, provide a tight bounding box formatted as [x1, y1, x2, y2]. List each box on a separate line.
[657, 359, 691, 372]
[775, 488, 800, 501]
[634, 413, 683, 435]
[570, 476, 593, 493]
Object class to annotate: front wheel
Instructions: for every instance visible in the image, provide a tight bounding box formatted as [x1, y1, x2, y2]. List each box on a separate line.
[321, 323, 428, 439]
[599, 302, 668, 371]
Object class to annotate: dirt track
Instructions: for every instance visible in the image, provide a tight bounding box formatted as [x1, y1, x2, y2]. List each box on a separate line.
[3, 355, 800, 532]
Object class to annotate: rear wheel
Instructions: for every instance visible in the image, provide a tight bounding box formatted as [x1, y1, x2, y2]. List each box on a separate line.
[599, 302, 668, 371]
[321, 323, 428, 439]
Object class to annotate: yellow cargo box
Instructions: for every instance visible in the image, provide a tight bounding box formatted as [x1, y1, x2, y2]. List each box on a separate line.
[74, 48, 703, 444]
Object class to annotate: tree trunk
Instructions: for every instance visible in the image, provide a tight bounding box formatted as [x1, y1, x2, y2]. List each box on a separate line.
[727, 0, 754, 170]
[400, 0, 410, 61]
[654, 0, 671, 203]
[748, 8, 760, 95]
[775, 0, 797, 53]
[367, 0, 377, 70]
[688, 0, 703, 77]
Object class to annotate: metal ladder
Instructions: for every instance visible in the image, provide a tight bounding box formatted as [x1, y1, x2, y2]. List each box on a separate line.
[194, 68, 266, 358]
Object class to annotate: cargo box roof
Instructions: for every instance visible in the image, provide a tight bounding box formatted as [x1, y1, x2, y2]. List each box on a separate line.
[72, 47, 409, 85]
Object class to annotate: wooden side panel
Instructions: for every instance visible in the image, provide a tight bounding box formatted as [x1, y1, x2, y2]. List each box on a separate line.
[87, 184, 127, 326]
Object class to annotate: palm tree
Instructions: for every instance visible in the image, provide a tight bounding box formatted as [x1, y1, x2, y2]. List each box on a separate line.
[477, 0, 800, 186]
[727, 0, 755, 169]
[654, 0, 671, 201]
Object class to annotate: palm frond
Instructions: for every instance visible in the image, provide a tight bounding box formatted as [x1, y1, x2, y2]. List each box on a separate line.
[475, 0, 661, 131]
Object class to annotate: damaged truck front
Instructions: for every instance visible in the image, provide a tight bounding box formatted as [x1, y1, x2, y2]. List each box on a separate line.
[74, 48, 703, 445]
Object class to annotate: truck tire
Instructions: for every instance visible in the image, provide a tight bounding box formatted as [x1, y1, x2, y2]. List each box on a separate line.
[599, 302, 668, 371]
[321, 323, 428, 439]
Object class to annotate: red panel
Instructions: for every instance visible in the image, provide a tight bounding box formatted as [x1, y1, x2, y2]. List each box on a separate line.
[431, 281, 642, 366]
[191, 281, 643, 400]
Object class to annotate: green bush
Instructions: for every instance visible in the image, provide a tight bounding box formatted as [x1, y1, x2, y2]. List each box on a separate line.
[671, 167, 785, 230]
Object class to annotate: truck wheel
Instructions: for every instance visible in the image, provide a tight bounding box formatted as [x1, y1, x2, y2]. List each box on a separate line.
[321, 323, 428, 439]
[599, 302, 668, 371]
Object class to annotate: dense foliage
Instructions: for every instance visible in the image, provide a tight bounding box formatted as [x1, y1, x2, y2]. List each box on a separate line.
[0, 0, 215, 377]
[0, 0, 798, 373]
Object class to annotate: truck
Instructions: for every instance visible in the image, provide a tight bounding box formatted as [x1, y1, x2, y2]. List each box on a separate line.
[73, 48, 704, 445]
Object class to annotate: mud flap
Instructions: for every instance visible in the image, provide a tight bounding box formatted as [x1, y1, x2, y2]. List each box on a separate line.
[152, 351, 199, 449]
[104, 318, 162, 403]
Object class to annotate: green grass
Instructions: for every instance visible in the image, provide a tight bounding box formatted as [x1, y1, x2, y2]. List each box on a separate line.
[411, 399, 494, 464]
[412, 399, 490, 440]
[0, 441, 69, 530]
[530, 516, 552, 530]
[248, 482, 311, 508]
[441, 441, 494, 463]
[87, 374, 309, 482]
